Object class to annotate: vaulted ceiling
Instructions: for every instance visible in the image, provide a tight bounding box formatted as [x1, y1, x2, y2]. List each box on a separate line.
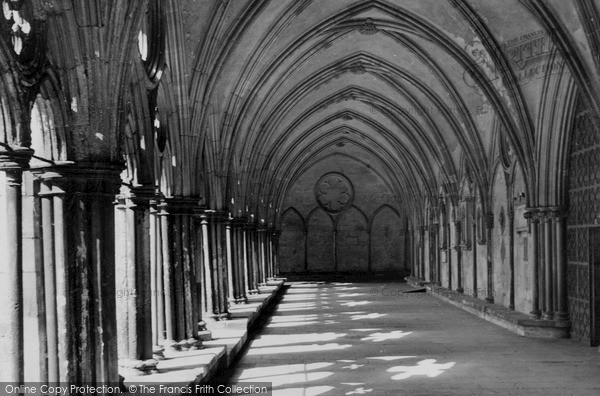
[180, 0, 600, 226]
[155, 0, 598, 226]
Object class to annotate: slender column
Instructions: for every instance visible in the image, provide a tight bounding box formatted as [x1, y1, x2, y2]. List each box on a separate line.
[543, 210, 554, 319]
[225, 219, 236, 305]
[200, 214, 216, 320]
[436, 224, 442, 287]
[181, 214, 199, 348]
[241, 224, 250, 298]
[204, 210, 230, 319]
[484, 213, 494, 303]
[172, 215, 186, 344]
[455, 221, 463, 293]
[232, 218, 248, 302]
[247, 223, 260, 293]
[40, 180, 59, 383]
[0, 149, 31, 384]
[51, 178, 70, 382]
[266, 230, 273, 280]
[408, 227, 415, 277]
[271, 230, 280, 278]
[525, 209, 541, 318]
[256, 227, 267, 286]
[419, 226, 427, 280]
[472, 220, 477, 297]
[158, 202, 177, 349]
[428, 227, 435, 284]
[149, 199, 165, 357]
[446, 221, 452, 289]
[114, 187, 157, 374]
[553, 208, 568, 321]
[508, 208, 515, 310]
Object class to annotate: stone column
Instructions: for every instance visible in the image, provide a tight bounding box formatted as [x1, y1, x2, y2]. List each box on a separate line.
[484, 213, 494, 303]
[472, 219, 477, 297]
[419, 226, 427, 280]
[114, 187, 157, 374]
[200, 213, 215, 320]
[454, 220, 463, 293]
[39, 180, 58, 382]
[257, 227, 268, 285]
[149, 198, 165, 357]
[202, 210, 230, 320]
[428, 226, 436, 284]
[508, 208, 515, 310]
[160, 198, 202, 346]
[271, 229, 281, 278]
[542, 209, 554, 319]
[524, 208, 541, 318]
[552, 208, 568, 322]
[158, 201, 177, 349]
[0, 148, 32, 384]
[32, 163, 121, 384]
[225, 218, 236, 305]
[231, 218, 248, 303]
[240, 222, 251, 298]
[247, 223, 260, 294]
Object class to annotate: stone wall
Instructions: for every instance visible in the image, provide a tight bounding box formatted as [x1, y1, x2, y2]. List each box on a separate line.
[279, 154, 407, 275]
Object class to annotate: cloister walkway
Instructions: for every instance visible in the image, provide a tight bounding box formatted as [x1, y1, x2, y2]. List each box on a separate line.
[224, 282, 600, 396]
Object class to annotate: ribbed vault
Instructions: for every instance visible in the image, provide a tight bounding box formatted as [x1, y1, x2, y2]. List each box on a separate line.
[181, 0, 592, 230]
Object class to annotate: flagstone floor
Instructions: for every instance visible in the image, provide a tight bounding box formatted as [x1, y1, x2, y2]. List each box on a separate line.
[224, 281, 600, 396]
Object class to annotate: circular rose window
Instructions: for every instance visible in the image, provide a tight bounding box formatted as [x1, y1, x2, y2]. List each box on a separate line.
[315, 173, 354, 213]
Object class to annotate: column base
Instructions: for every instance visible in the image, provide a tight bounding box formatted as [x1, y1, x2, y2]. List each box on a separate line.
[197, 321, 213, 341]
[485, 296, 494, 303]
[161, 339, 180, 352]
[456, 287, 464, 294]
[187, 338, 202, 350]
[118, 359, 158, 376]
[543, 311, 555, 320]
[152, 345, 165, 360]
[217, 312, 231, 321]
[235, 296, 248, 304]
[248, 289, 260, 295]
[554, 311, 569, 322]
[530, 309, 542, 319]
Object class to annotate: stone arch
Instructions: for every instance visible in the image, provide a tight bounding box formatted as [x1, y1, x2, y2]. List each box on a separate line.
[336, 205, 369, 273]
[278, 208, 305, 274]
[306, 208, 334, 272]
[370, 204, 402, 273]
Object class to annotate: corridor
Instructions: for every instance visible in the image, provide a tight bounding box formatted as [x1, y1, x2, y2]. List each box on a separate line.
[226, 282, 600, 396]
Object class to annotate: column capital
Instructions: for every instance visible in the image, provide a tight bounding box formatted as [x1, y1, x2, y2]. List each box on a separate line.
[200, 209, 230, 222]
[116, 186, 158, 208]
[0, 147, 33, 171]
[31, 161, 123, 195]
[159, 197, 204, 215]
[244, 222, 258, 231]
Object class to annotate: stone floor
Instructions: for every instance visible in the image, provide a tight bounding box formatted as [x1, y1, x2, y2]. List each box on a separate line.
[224, 281, 600, 396]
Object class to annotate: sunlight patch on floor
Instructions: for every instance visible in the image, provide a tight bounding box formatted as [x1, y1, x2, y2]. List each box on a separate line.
[252, 332, 347, 348]
[246, 343, 352, 355]
[238, 362, 334, 379]
[361, 330, 412, 342]
[387, 359, 456, 380]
